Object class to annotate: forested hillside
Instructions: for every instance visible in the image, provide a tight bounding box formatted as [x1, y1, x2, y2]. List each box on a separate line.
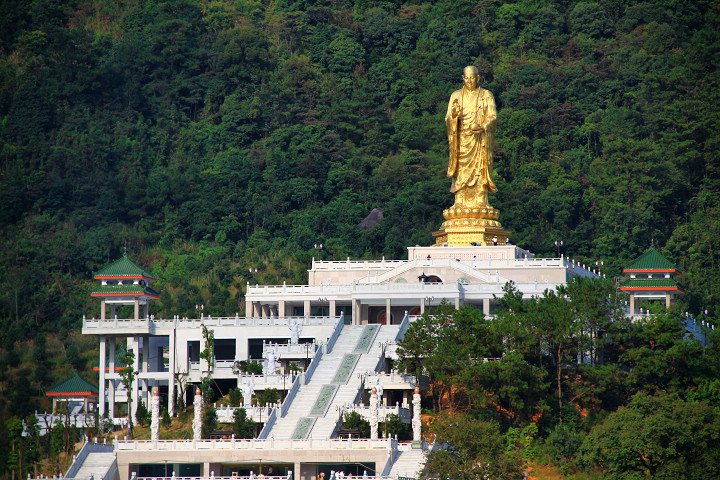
[0, 0, 719, 457]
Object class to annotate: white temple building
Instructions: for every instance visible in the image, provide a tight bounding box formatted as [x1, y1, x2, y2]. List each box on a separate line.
[77, 244, 598, 480]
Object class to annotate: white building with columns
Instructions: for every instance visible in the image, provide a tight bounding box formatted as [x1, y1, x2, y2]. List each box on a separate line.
[81, 244, 598, 480]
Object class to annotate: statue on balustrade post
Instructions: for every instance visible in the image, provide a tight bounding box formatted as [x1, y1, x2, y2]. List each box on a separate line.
[242, 380, 254, 408]
[288, 317, 303, 344]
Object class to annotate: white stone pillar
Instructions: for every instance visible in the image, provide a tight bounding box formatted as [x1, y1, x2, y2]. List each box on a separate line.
[131, 337, 140, 419]
[370, 387, 378, 440]
[278, 300, 286, 317]
[101, 299, 106, 320]
[385, 298, 391, 325]
[629, 294, 635, 315]
[134, 299, 140, 320]
[246, 300, 254, 318]
[420, 299, 425, 315]
[109, 338, 116, 419]
[99, 336, 107, 417]
[168, 325, 176, 417]
[455, 297, 460, 309]
[412, 387, 421, 442]
[193, 387, 202, 440]
[151, 387, 160, 442]
[329, 299, 336, 318]
[482, 298, 490, 315]
[303, 299, 311, 317]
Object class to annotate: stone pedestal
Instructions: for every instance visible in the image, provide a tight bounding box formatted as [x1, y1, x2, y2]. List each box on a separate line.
[433, 204, 510, 246]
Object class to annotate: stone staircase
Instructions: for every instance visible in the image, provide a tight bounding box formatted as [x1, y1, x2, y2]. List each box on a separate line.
[388, 448, 427, 479]
[268, 325, 367, 439]
[267, 323, 402, 440]
[64, 443, 116, 480]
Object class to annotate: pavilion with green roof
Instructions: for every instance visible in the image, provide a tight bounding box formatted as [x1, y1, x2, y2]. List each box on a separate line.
[619, 247, 683, 315]
[46, 372, 99, 415]
[92, 253, 159, 320]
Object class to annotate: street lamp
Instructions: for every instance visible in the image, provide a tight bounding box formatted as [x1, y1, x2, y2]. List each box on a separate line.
[554, 240, 563, 257]
[314, 243, 323, 260]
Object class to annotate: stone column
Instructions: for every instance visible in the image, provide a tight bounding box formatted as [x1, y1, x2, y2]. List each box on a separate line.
[168, 324, 176, 417]
[329, 299, 336, 318]
[303, 299, 311, 317]
[109, 338, 116, 419]
[151, 387, 160, 442]
[665, 293, 671, 308]
[134, 299, 140, 320]
[629, 294, 635, 315]
[455, 297, 460, 309]
[412, 387, 421, 443]
[370, 387, 378, 440]
[385, 298, 391, 325]
[278, 300, 286, 317]
[420, 299, 425, 315]
[99, 336, 107, 417]
[193, 387, 202, 440]
[131, 337, 140, 419]
[482, 298, 490, 315]
[246, 300, 254, 318]
[101, 299, 106, 320]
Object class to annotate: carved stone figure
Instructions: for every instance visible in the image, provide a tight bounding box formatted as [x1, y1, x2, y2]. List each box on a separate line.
[288, 318, 302, 344]
[446, 65, 497, 208]
[242, 380, 254, 408]
[265, 347, 278, 375]
[412, 387, 421, 442]
[370, 387, 379, 440]
[151, 387, 160, 442]
[193, 386, 202, 440]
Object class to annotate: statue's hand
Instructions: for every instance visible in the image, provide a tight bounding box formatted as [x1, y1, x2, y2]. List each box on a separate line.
[451, 100, 460, 118]
[470, 123, 484, 133]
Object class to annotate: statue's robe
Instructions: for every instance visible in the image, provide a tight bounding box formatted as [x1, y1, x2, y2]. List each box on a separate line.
[446, 86, 497, 207]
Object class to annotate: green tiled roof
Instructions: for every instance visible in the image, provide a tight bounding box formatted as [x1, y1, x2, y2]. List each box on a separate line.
[91, 284, 160, 297]
[619, 278, 683, 290]
[47, 373, 98, 396]
[624, 247, 678, 272]
[94, 255, 156, 280]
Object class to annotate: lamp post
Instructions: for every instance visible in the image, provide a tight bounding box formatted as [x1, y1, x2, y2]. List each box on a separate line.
[554, 240, 563, 257]
[314, 243, 323, 260]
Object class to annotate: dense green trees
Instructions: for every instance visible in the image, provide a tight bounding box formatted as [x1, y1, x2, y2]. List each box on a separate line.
[1, 0, 720, 476]
[398, 278, 720, 478]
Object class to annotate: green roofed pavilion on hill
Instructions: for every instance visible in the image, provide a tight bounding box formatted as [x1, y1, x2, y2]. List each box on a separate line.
[623, 246, 680, 273]
[94, 254, 157, 280]
[621, 247, 683, 315]
[47, 372, 98, 396]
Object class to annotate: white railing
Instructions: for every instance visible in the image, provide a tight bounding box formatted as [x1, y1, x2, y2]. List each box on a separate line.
[342, 404, 411, 422]
[83, 315, 340, 331]
[365, 372, 416, 388]
[114, 437, 395, 451]
[263, 342, 319, 356]
[258, 407, 277, 439]
[304, 347, 323, 385]
[34, 413, 95, 435]
[280, 372, 303, 418]
[214, 404, 276, 423]
[237, 373, 297, 388]
[325, 314, 345, 354]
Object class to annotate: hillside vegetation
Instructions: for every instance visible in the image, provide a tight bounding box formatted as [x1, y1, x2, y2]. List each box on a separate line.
[1, 0, 719, 477]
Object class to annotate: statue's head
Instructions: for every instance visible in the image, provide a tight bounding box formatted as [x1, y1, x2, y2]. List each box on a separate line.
[462, 65, 480, 90]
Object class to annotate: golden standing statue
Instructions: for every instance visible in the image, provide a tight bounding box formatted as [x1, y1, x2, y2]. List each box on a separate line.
[433, 66, 510, 246]
[446, 65, 497, 208]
